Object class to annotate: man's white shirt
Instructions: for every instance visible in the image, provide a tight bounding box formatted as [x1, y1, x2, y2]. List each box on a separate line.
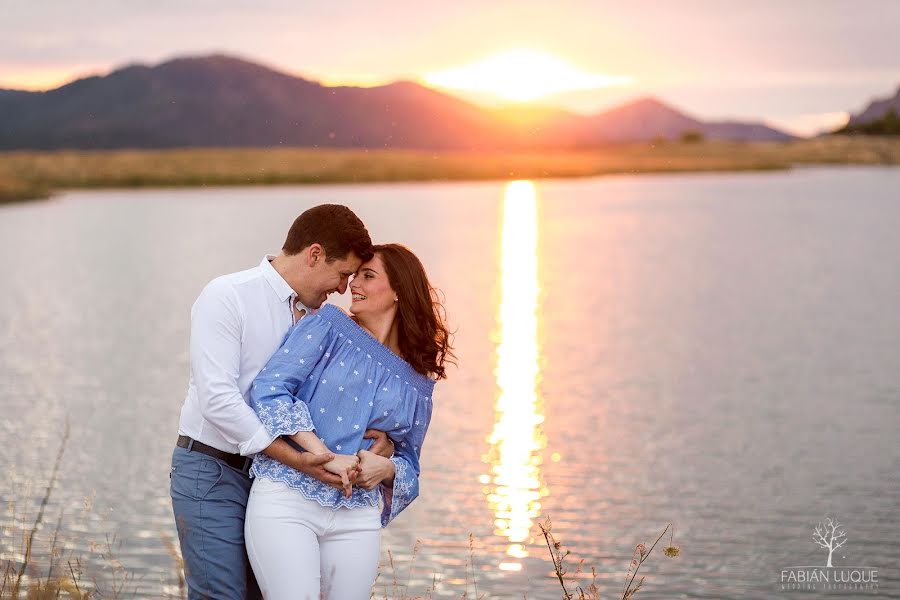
[178, 256, 311, 456]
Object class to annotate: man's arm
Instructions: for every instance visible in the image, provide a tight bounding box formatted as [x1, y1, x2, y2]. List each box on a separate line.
[190, 280, 275, 456]
[192, 284, 351, 492]
[261, 438, 347, 488]
[364, 429, 394, 458]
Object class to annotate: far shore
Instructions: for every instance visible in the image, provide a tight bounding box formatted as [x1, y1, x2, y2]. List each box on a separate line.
[2, 136, 899, 203]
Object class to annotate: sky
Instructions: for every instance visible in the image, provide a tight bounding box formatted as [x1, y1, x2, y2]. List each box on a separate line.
[2, 0, 899, 136]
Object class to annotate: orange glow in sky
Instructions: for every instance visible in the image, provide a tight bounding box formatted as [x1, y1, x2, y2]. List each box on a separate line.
[0, 63, 109, 91]
[424, 49, 632, 101]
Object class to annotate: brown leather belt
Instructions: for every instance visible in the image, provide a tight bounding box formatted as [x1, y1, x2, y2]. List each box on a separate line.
[176, 435, 252, 473]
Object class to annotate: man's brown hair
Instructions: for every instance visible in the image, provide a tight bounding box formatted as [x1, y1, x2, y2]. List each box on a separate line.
[283, 204, 374, 262]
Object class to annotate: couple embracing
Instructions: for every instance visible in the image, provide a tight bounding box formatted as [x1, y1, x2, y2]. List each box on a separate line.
[170, 204, 453, 599]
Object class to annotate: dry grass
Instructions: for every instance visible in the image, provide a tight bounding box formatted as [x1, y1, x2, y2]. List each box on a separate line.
[1, 136, 898, 202]
[0, 175, 48, 203]
[537, 517, 679, 600]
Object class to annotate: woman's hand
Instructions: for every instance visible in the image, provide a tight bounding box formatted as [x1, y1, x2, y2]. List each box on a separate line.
[355, 450, 396, 490]
[323, 454, 361, 498]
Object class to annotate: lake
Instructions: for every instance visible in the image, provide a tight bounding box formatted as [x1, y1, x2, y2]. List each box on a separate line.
[1, 167, 898, 599]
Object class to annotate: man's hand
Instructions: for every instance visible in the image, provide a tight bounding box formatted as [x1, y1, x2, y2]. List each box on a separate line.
[262, 438, 358, 492]
[364, 429, 394, 458]
[355, 450, 396, 490]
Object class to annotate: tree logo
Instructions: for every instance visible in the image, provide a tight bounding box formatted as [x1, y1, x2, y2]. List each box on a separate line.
[812, 517, 847, 568]
[779, 517, 880, 594]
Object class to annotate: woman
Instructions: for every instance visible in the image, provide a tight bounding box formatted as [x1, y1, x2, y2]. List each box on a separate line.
[245, 243, 453, 600]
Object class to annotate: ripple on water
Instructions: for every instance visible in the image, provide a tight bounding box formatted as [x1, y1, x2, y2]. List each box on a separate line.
[1, 170, 899, 598]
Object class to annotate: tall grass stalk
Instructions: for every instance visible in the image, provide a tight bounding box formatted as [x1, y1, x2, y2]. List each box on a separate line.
[11, 418, 70, 598]
[539, 516, 678, 600]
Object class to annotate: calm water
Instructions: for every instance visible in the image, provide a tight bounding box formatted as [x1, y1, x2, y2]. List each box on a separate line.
[1, 167, 899, 599]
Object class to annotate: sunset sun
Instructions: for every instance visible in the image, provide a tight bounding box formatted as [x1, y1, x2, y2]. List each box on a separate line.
[423, 49, 631, 101]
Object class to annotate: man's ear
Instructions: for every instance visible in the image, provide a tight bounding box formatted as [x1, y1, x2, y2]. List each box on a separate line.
[306, 243, 323, 267]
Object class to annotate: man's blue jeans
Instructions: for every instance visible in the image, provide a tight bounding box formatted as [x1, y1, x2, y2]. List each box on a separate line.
[170, 446, 262, 600]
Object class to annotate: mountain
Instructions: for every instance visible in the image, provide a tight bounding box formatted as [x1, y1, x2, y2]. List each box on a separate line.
[0, 55, 512, 150]
[836, 84, 900, 134]
[553, 97, 791, 144]
[0, 54, 792, 150]
[578, 97, 705, 143]
[846, 85, 900, 127]
[0, 89, 32, 99]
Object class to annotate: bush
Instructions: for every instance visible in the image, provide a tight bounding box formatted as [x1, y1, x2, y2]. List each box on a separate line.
[0, 176, 48, 203]
[679, 130, 705, 144]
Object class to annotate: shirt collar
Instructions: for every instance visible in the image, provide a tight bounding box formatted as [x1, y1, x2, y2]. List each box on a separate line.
[260, 255, 295, 303]
[259, 255, 315, 316]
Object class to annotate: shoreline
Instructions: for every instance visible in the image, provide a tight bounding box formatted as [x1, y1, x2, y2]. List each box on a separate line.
[2, 136, 899, 203]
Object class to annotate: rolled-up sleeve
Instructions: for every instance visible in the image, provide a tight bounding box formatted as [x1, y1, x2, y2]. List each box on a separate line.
[381, 391, 434, 527]
[250, 314, 334, 438]
[190, 280, 274, 456]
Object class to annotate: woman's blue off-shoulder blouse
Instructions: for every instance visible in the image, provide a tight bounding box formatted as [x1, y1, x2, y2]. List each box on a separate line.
[249, 304, 435, 527]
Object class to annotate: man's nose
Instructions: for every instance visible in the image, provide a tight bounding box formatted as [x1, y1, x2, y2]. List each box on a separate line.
[337, 279, 348, 294]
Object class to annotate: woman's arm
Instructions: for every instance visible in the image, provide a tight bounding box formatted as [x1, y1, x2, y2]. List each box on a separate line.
[377, 392, 434, 527]
[249, 317, 330, 439]
[263, 438, 344, 488]
[249, 316, 344, 461]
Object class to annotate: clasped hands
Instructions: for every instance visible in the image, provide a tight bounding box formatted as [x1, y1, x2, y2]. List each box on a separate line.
[309, 430, 396, 498]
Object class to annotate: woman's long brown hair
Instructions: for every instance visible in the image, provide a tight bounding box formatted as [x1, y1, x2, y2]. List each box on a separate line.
[375, 244, 454, 380]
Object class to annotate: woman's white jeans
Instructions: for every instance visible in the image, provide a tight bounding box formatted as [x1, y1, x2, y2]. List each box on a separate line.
[245, 477, 381, 600]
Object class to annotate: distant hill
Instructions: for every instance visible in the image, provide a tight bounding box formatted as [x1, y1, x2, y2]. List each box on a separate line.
[0, 56, 511, 150]
[0, 89, 31, 98]
[845, 85, 900, 126]
[0, 54, 793, 150]
[548, 97, 790, 144]
[838, 85, 900, 135]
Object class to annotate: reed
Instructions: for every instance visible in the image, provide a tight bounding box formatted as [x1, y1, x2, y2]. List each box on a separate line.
[5, 419, 70, 598]
[536, 516, 680, 600]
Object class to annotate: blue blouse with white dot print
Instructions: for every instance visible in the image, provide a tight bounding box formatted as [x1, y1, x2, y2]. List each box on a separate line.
[249, 304, 435, 527]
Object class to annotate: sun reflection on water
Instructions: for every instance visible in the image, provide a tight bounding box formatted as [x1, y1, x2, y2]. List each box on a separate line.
[483, 180, 547, 571]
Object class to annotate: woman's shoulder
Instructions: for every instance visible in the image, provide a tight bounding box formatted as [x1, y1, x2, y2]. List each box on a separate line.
[282, 305, 340, 344]
[314, 303, 353, 323]
[287, 303, 349, 331]
[316, 306, 435, 392]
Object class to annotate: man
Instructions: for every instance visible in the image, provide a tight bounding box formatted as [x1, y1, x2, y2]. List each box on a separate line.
[171, 204, 394, 600]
